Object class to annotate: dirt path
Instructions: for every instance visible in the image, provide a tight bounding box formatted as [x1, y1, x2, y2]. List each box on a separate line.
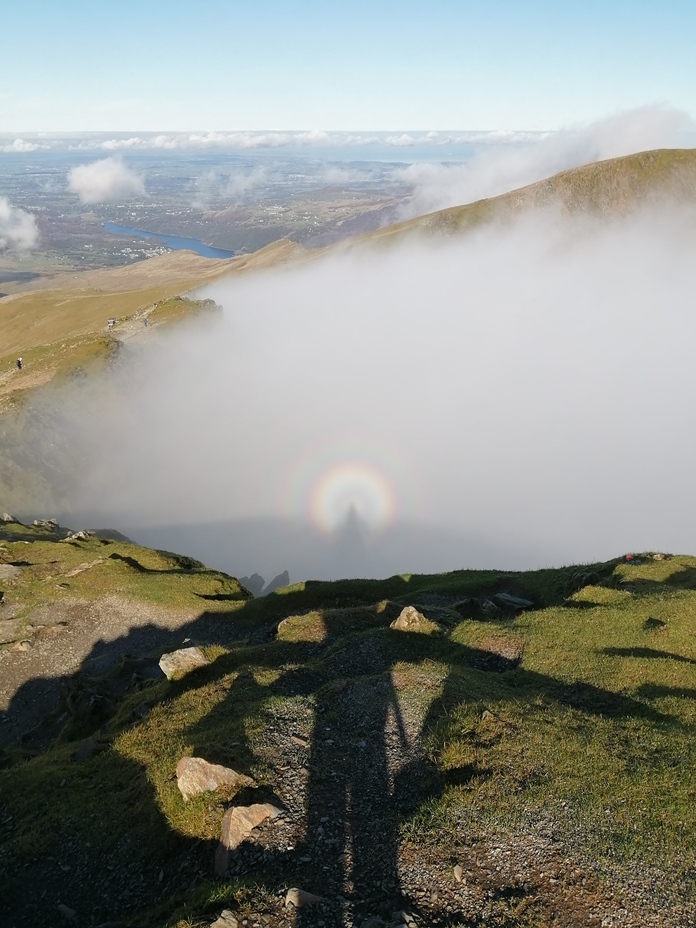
[0, 595, 201, 749]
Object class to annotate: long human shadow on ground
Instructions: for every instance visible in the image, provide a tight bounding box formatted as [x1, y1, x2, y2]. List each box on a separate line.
[180, 606, 673, 927]
[1, 585, 679, 927]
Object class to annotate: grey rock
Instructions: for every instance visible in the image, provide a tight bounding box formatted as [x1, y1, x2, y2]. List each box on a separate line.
[57, 903, 76, 920]
[33, 518, 59, 531]
[176, 756, 255, 801]
[0, 620, 29, 644]
[0, 564, 21, 582]
[285, 887, 325, 908]
[63, 530, 94, 541]
[481, 598, 503, 616]
[158, 646, 209, 680]
[1, 512, 19, 523]
[210, 910, 239, 928]
[215, 802, 282, 876]
[492, 592, 534, 610]
[390, 606, 425, 631]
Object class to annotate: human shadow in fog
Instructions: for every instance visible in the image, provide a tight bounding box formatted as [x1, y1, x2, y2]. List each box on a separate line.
[182, 608, 673, 928]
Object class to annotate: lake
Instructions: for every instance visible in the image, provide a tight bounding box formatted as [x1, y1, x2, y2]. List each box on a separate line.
[103, 223, 235, 259]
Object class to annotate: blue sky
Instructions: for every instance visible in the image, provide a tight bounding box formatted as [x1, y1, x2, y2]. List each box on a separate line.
[2, 0, 695, 131]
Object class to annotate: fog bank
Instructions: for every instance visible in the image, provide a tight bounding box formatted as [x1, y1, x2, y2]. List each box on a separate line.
[398, 106, 695, 217]
[45, 205, 696, 580]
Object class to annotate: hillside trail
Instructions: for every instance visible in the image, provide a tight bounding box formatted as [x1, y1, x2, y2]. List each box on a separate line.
[0, 593, 219, 750]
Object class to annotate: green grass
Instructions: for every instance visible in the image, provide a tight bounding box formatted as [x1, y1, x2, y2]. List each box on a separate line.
[0, 532, 248, 622]
[1, 534, 696, 924]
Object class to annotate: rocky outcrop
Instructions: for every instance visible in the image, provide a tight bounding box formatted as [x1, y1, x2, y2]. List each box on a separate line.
[262, 570, 290, 595]
[285, 888, 325, 908]
[210, 910, 238, 928]
[390, 606, 425, 631]
[0, 564, 21, 582]
[214, 803, 282, 876]
[0, 620, 29, 645]
[158, 646, 209, 680]
[176, 756, 255, 801]
[239, 573, 265, 596]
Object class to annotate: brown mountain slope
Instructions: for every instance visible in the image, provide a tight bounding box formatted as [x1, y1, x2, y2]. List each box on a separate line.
[349, 147, 696, 247]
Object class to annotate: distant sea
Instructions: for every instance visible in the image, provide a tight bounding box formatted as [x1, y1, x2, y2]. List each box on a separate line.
[103, 223, 235, 259]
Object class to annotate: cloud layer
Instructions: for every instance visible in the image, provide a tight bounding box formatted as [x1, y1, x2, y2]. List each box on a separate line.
[67, 156, 145, 204]
[0, 128, 546, 154]
[397, 106, 694, 216]
[0, 197, 39, 250]
[42, 200, 696, 580]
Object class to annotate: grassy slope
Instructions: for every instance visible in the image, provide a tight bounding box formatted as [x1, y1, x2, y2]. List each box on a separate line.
[347, 147, 696, 248]
[0, 526, 695, 926]
[0, 239, 302, 410]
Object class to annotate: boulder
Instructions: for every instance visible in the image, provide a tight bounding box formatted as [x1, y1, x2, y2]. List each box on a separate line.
[1, 513, 19, 523]
[214, 802, 282, 876]
[0, 564, 21, 582]
[63, 530, 94, 542]
[159, 646, 209, 680]
[390, 606, 425, 631]
[491, 592, 534, 611]
[176, 756, 255, 801]
[210, 911, 238, 928]
[0, 620, 29, 645]
[285, 888, 325, 908]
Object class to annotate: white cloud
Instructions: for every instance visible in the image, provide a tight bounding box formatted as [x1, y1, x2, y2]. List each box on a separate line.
[0, 138, 41, 153]
[319, 165, 373, 185]
[397, 106, 695, 217]
[98, 137, 143, 151]
[0, 197, 39, 251]
[66, 129, 523, 152]
[386, 134, 416, 147]
[192, 166, 269, 207]
[224, 166, 268, 198]
[67, 156, 146, 204]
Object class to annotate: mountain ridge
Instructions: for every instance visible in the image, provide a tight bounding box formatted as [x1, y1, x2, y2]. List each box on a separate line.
[346, 147, 696, 247]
